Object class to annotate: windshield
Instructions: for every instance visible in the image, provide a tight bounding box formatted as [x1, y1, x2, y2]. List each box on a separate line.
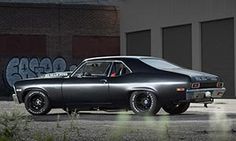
[140, 58, 181, 69]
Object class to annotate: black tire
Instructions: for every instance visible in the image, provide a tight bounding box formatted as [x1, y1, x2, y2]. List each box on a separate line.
[130, 91, 161, 116]
[162, 102, 190, 115]
[24, 91, 51, 115]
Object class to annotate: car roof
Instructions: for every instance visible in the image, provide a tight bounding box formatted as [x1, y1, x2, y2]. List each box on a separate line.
[84, 56, 160, 61]
[81, 56, 164, 73]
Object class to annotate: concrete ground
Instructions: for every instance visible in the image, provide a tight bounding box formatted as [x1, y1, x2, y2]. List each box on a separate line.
[0, 99, 236, 141]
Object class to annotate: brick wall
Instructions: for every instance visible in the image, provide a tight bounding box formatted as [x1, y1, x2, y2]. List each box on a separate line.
[72, 36, 119, 59]
[0, 3, 120, 96]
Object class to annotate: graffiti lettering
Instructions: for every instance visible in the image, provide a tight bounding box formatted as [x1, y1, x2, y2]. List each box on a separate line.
[5, 57, 70, 87]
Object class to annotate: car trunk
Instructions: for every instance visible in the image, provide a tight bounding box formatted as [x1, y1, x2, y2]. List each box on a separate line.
[164, 68, 220, 89]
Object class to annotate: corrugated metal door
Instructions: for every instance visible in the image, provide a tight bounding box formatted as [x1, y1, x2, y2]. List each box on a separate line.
[201, 18, 234, 98]
[126, 30, 151, 56]
[162, 24, 192, 69]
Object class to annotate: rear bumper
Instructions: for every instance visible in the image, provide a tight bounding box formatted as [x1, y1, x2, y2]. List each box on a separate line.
[186, 87, 226, 103]
[12, 94, 20, 104]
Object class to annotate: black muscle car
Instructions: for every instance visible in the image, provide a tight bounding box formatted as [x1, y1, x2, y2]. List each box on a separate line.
[12, 56, 226, 115]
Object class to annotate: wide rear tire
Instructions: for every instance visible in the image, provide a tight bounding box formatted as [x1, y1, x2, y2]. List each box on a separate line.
[130, 91, 161, 116]
[162, 102, 190, 115]
[24, 91, 51, 115]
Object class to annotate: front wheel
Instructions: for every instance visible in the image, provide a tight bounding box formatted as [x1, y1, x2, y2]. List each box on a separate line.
[24, 91, 51, 115]
[162, 102, 190, 115]
[130, 91, 161, 116]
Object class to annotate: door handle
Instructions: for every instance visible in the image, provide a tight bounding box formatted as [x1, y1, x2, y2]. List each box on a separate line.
[100, 79, 108, 83]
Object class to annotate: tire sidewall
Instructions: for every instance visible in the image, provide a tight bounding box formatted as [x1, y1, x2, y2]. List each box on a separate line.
[162, 102, 190, 115]
[130, 91, 160, 115]
[25, 91, 51, 115]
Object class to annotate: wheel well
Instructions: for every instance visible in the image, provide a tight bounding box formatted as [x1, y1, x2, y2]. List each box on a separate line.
[127, 89, 158, 105]
[128, 89, 157, 97]
[22, 88, 48, 103]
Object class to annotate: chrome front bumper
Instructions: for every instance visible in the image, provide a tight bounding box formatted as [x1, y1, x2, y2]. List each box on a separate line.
[186, 87, 226, 103]
[12, 94, 19, 104]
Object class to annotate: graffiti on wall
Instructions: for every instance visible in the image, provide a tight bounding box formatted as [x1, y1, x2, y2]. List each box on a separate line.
[5, 57, 76, 87]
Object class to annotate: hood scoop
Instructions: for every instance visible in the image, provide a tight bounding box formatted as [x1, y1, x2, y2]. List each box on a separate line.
[39, 71, 72, 79]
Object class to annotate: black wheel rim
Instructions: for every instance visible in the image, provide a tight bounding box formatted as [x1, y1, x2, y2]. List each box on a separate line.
[134, 92, 152, 112]
[29, 94, 45, 112]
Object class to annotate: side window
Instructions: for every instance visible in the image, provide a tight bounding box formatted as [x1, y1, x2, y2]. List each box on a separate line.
[73, 62, 111, 78]
[110, 62, 131, 77]
[73, 64, 85, 77]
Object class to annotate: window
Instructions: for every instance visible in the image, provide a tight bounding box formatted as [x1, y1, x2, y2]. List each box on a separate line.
[110, 62, 131, 77]
[73, 61, 111, 78]
[140, 58, 180, 70]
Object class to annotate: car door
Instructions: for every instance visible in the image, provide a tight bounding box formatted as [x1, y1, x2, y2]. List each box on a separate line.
[62, 61, 112, 106]
[108, 61, 133, 106]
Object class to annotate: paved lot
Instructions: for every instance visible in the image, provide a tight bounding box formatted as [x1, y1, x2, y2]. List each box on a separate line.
[0, 99, 236, 141]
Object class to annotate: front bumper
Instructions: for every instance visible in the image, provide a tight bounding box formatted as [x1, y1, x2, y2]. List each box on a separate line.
[186, 87, 226, 103]
[12, 94, 20, 104]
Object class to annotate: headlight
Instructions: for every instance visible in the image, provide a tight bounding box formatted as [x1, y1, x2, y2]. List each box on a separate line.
[16, 89, 22, 92]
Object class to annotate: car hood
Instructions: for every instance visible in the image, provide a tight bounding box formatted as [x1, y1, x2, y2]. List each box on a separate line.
[39, 71, 72, 78]
[21, 71, 71, 81]
[14, 72, 70, 86]
[164, 68, 219, 82]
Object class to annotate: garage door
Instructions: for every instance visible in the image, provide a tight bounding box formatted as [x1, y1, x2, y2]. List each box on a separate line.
[201, 18, 234, 98]
[162, 24, 192, 69]
[126, 30, 151, 56]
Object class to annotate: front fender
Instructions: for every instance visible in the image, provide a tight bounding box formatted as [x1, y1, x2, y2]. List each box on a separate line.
[22, 87, 48, 102]
[16, 86, 48, 103]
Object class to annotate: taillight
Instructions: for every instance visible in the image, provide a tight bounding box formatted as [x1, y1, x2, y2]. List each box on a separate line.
[191, 82, 200, 89]
[217, 92, 224, 96]
[216, 82, 224, 88]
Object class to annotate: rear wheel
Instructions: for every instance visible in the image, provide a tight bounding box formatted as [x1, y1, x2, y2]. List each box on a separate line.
[162, 102, 190, 115]
[130, 91, 161, 116]
[24, 91, 51, 115]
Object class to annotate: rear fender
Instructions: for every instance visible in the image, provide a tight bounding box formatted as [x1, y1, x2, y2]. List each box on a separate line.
[129, 87, 158, 96]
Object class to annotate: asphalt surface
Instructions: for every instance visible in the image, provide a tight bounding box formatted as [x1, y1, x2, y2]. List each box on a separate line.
[1, 99, 236, 141]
